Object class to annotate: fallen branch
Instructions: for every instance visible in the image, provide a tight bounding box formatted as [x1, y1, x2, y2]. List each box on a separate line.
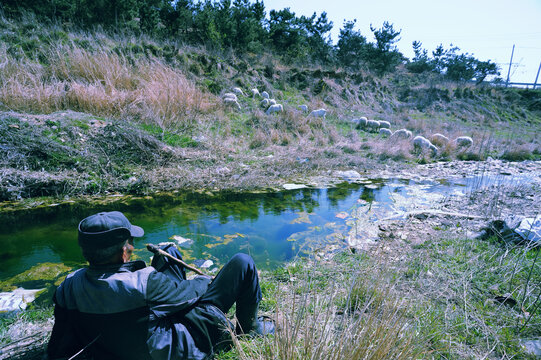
[0, 331, 48, 360]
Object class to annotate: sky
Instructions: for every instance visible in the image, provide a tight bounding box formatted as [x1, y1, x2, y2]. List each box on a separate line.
[262, 0, 541, 84]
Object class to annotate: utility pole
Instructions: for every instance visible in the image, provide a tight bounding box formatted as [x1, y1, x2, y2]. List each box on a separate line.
[506, 44, 515, 87]
[534, 61, 541, 90]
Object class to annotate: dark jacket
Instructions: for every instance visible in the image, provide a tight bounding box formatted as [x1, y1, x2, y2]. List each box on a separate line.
[47, 261, 230, 360]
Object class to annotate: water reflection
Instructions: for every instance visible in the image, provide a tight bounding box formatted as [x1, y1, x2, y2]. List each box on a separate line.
[0, 174, 533, 281]
[0, 185, 365, 280]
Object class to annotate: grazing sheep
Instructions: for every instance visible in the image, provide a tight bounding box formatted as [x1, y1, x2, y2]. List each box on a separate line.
[431, 133, 450, 146]
[455, 136, 473, 148]
[260, 98, 270, 108]
[356, 117, 368, 128]
[269, 99, 277, 106]
[379, 128, 392, 137]
[366, 119, 380, 131]
[298, 105, 309, 113]
[261, 91, 270, 99]
[222, 93, 238, 101]
[266, 104, 283, 115]
[392, 129, 412, 139]
[224, 97, 241, 110]
[233, 87, 245, 96]
[413, 135, 438, 155]
[351, 117, 368, 128]
[309, 109, 327, 119]
[251, 88, 260, 97]
[379, 120, 391, 129]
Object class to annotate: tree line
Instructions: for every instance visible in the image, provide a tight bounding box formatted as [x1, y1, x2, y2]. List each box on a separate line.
[1, 0, 499, 81]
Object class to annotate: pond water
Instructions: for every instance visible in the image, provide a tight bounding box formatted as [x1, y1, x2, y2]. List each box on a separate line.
[0, 173, 532, 282]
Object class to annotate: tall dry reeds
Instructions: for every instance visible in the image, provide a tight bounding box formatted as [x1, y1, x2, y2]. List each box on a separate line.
[231, 268, 424, 360]
[0, 41, 216, 128]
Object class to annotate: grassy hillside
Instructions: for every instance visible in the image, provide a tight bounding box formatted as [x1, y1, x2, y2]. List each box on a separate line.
[0, 13, 540, 203]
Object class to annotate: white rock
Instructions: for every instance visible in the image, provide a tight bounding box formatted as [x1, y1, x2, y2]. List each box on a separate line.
[0, 288, 43, 313]
[334, 170, 361, 181]
[283, 184, 307, 190]
[169, 235, 194, 248]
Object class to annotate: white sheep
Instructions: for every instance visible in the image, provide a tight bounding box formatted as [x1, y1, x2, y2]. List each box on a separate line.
[222, 93, 238, 101]
[261, 91, 270, 99]
[251, 88, 260, 97]
[392, 129, 412, 139]
[413, 135, 438, 155]
[309, 109, 327, 119]
[379, 128, 392, 137]
[351, 117, 368, 128]
[266, 104, 283, 115]
[233, 87, 245, 96]
[269, 99, 277, 106]
[260, 98, 270, 108]
[431, 133, 450, 146]
[355, 116, 368, 129]
[224, 97, 241, 110]
[366, 120, 380, 131]
[298, 105, 309, 113]
[379, 120, 391, 129]
[455, 136, 473, 148]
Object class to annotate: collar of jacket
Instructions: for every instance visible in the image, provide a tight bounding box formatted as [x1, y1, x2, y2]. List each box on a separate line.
[87, 260, 147, 275]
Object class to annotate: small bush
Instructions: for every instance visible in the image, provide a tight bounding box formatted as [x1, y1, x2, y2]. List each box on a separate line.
[500, 147, 533, 162]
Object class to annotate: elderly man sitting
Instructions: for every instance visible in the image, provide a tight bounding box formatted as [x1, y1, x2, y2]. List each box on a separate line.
[47, 211, 273, 360]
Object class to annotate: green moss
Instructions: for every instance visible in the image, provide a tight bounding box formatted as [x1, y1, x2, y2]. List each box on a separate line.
[0, 263, 72, 292]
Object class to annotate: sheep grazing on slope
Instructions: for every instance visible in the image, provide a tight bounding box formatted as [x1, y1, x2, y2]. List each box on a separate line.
[357, 117, 368, 129]
[260, 98, 270, 108]
[224, 97, 241, 110]
[298, 105, 309, 113]
[392, 129, 412, 139]
[413, 135, 438, 155]
[261, 91, 270, 99]
[379, 128, 392, 137]
[378, 120, 391, 129]
[266, 104, 283, 115]
[222, 93, 237, 101]
[268, 99, 277, 106]
[232, 87, 245, 96]
[430, 133, 450, 146]
[455, 136, 473, 148]
[309, 109, 327, 119]
[251, 88, 260, 97]
[351, 117, 368, 129]
[366, 120, 380, 131]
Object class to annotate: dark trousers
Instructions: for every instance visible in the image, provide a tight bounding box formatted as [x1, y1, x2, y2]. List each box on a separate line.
[151, 245, 262, 316]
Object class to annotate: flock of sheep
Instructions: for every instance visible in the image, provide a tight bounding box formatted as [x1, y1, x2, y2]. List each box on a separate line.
[352, 116, 474, 156]
[222, 87, 328, 118]
[221, 87, 473, 157]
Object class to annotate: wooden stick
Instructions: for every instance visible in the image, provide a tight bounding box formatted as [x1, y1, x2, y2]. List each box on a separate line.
[146, 244, 205, 276]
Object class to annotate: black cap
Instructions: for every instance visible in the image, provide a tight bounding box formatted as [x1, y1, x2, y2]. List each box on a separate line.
[78, 211, 144, 250]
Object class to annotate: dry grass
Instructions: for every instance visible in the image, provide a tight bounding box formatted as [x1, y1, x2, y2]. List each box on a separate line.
[226, 256, 426, 360]
[0, 43, 216, 129]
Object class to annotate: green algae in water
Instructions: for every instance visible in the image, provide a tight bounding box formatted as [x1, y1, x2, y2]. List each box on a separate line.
[2, 175, 530, 291]
[0, 262, 73, 307]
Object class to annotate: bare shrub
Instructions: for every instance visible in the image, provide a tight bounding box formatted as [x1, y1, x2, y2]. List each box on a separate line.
[0, 42, 214, 129]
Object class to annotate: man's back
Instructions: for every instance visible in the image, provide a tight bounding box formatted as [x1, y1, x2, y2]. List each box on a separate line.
[48, 260, 213, 360]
